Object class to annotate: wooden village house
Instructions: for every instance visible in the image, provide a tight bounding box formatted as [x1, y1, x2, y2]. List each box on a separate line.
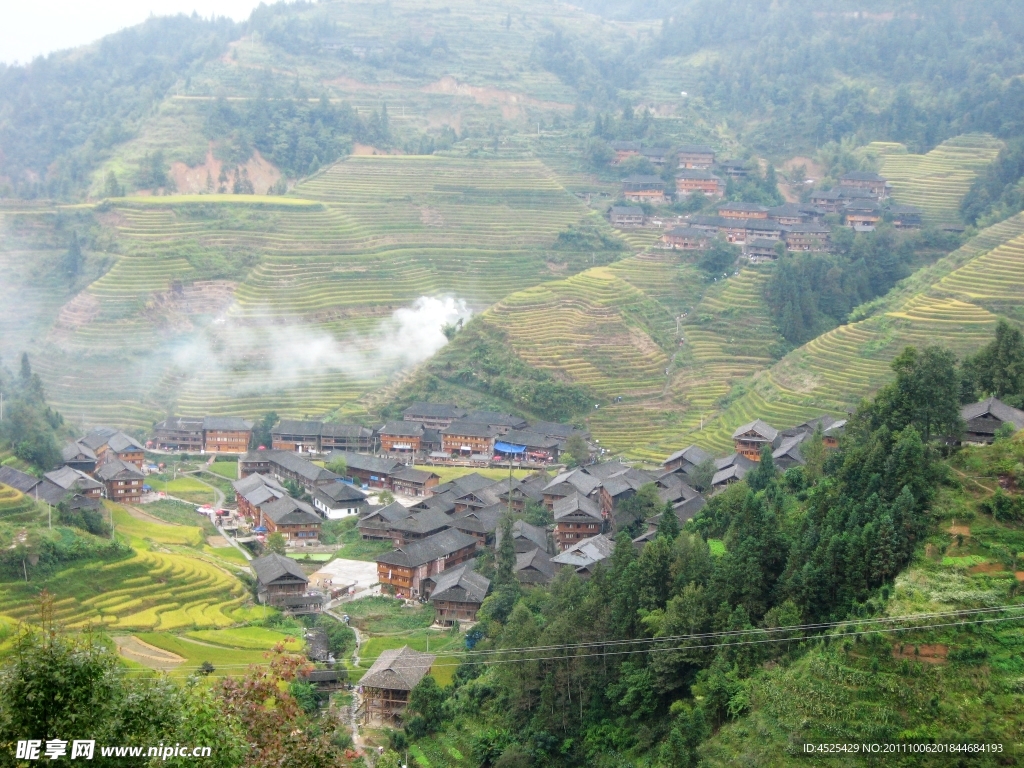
[621, 175, 666, 204]
[96, 458, 145, 504]
[675, 169, 725, 197]
[271, 420, 322, 453]
[662, 226, 710, 250]
[379, 421, 425, 454]
[203, 416, 253, 453]
[258, 496, 322, 545]
[441, 420, 499, 458]
[609, 205, 644, 227]
[360, 646, 435, 724]
[677, 145, 716, 169]
[553, 493, 605, 551]
[732, 419, 780, 461]
[375, 528, 478, 598]
[425, 562, 491, 625]
[152, 417, 205, 452]
[251, 552, 308, 606]
[402, 402, 466, 430]
[960, 398, 1024, 444]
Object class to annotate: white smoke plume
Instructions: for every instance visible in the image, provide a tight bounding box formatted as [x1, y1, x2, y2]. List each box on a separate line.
[172, 295, 473, 395]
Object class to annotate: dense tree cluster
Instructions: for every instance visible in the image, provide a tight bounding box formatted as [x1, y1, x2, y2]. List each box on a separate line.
[960, 138, 1024, 226]
[961, 319, 1024, 408]
[764, 226, 920, 346]
[203, 96, 389, 179]
[0, 354, 65, 470]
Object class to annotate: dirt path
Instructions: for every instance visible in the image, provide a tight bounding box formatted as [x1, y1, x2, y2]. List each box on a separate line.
[188, 471, 226, 509]
[113, 635, 185, 670]
[950, 466, 998, 495]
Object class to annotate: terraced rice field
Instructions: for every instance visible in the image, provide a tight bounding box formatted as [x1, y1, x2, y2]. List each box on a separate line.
[484, 265, 673, 400]
[873, 134, 1003, 223]
[696, 213, 1024, 452]
[27, 157, 598, 428]
[0, 547, 248, 631]
[0, 484, 42, 522]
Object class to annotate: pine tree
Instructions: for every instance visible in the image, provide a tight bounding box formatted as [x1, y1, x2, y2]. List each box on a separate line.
[658, 501, 681, 540]
[746, 444, 776, 492]
[495, 514, 516, 588]
[63, 231, 83, 278]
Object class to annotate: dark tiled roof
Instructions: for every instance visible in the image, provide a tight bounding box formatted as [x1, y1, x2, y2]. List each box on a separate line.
[663, 444, 713, 466]
[361, 501, 412, 524]
[44, 466, 102, 492]
[463, 411, 528, 429]
[0, 466, 40, 493]
[61, 441, 96, 462]
[95, 457, 144, 481]
[379, 421, 425, 437]
[677, 144, 716, 154]
[553, 493, 603, 522]
[107, 432, 144, 453]
[314, 482, 368, 504]
[79, 427, 118, 451]
[270, 451, 340, 483]
[610, 205, 644, 215]
[515, 548, 557, 581]
[392, 467, 439, 484]
[251, 553, 308, 585]
[732, 419, 778, 442]
[273, 420, 323, 438]
[451, 504, 503, 534]
[442, 420, 499, 438]
[154, 416, 204, 432]
[329, 451, 401, 476]
[376, 528, 477, 568]
[961, 398, 1024, 430]
[497, 520, 549, 552]
[841, 171, 886, 182]
[389, 509, 452, 536]
[429, 562, 491, 604]
[676, 169, 723, 181]
[320, 423, 373, 438]
[261, 496, 322, 526]
[360, 646, 435, 691]
[203, 416, 253, 431]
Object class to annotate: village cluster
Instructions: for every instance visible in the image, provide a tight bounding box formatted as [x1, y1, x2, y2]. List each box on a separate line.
[606, 143, 924, 263]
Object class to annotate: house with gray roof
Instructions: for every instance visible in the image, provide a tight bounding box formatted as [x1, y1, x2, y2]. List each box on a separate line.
[426, 562, 491, 624]
[515, 547, 557, 584]
[271, 420, 323, 453]
[312, 482, 368, 520]
[960, 397, 1024, 444]
[44, 466, 103, 497]
[376, 528, 478, 597]
[259, 496, 322, 545]
[360, 646, 436, 723]
[553, 493, 604, 551]
[551, 533, 616, 576]
[61, 441, 97, 473]
[732, 419, 780, 461]
[496, 519, 551, 554]
[251, 553, 308, 606]
[358, 501, 412, 540]
[402, 402, 466, 429]
[327, 451, 400, 489]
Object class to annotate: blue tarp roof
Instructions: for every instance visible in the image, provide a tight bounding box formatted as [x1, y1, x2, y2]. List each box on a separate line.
[494, 441, 527, 453]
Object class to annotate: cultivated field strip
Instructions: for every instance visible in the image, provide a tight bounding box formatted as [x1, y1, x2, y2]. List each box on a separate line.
[874, 134, 1003, 223]
[697, 214, 1024, 451]
[484, 265, 672, 401]
[0, 549, 247, 630]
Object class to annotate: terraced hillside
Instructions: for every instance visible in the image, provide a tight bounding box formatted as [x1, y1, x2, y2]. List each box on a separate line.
[6, 157, 600, 428]
[473, 249, 786, 459]
[871, 134, 1004, 223]
[693, 213, 1024, 452]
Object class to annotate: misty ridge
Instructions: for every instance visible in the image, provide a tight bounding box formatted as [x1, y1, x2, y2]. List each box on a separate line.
[169, 295, 473, 396]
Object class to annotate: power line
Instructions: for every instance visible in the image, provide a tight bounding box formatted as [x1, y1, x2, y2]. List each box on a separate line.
[107, 605, 1024, 677]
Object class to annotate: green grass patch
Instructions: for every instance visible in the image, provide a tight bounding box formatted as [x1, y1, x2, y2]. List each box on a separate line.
[148, 476, 216, 506]
[321, 517, 393, 561]
[344, 596, 435, 634]
[941, 555, 987, 568]
[707, 539, 726, 557]
[111, 505, 204, 547]
[204, 545, 249, 565]
[141, 499, 216, 534]
[358, 630, 461, 668]
[133, 632, 283, 677]
[206, 461, 238, 480]
[185, 626, 303, 650]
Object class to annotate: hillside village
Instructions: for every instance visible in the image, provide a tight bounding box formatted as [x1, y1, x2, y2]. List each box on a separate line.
[606, 143, 928, 264]
[3, 1, 1024, 764]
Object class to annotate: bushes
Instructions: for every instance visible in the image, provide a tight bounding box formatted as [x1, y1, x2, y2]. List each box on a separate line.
[981, 490, 1024, 522]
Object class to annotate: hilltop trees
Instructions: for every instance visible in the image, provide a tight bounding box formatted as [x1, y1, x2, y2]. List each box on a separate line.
[961, 319, 1024, 407]
[0, 353, 63, 469]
